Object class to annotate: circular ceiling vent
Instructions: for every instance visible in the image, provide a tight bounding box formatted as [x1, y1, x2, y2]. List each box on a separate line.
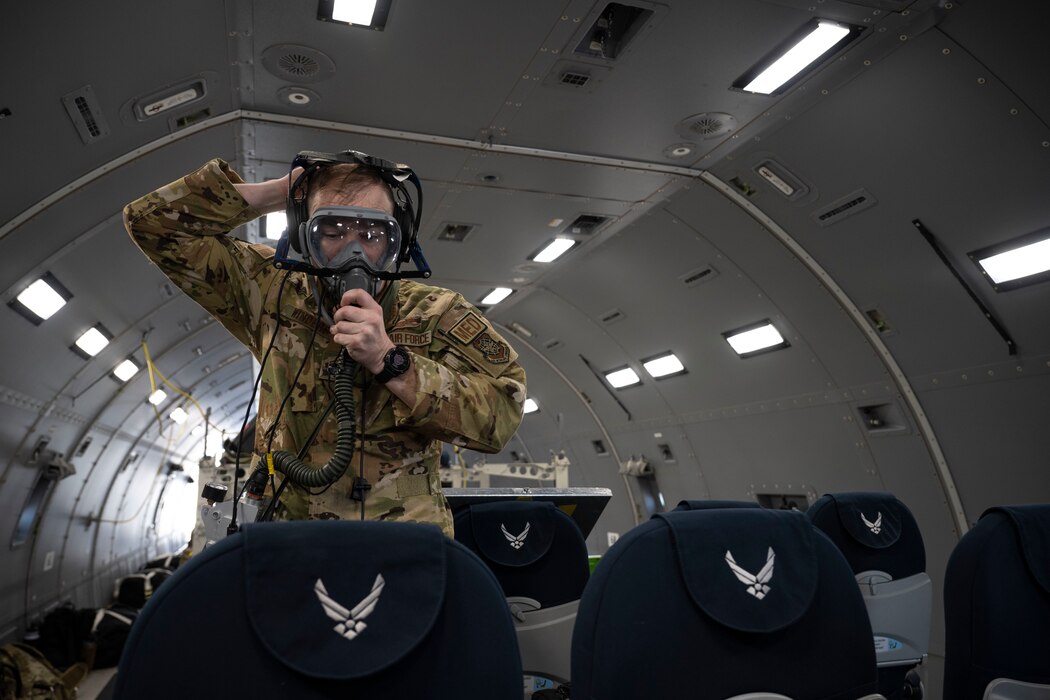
[676, 112, 738, 140]
[261, 44, 336, 84]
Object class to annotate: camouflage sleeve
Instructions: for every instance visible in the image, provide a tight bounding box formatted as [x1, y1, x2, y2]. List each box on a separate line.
[122, 159, 274, 353]
[392, 303, 527, 453]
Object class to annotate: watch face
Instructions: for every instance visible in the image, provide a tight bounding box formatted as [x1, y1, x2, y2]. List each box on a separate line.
[390, 348, 410, 371]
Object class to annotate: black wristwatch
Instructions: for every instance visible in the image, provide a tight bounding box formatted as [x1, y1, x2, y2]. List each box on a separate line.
[374, 346, 412, 384]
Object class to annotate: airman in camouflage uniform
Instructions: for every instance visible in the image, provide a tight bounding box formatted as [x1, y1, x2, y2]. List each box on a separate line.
[124, 158, 526, 537]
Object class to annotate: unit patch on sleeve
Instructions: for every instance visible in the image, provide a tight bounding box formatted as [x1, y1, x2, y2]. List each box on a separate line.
[448, 312, 486, 345]
[472, 333, 510, 364]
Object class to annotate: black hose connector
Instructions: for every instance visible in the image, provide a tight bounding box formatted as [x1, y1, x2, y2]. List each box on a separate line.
[271, 354, 356, 487]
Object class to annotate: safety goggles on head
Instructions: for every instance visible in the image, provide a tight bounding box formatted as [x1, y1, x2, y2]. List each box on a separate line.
[302, 206, 402, 274]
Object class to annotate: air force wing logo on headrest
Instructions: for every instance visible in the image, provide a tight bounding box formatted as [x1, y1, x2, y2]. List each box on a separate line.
[501, 522, 530, 549]
[725, 547, 775, 600]
[862, 511, 883, 534]
[314, 574, 385, 641]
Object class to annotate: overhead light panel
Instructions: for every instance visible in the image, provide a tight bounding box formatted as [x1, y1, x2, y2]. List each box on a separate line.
[148, 389, 167, 405]
[970, 230, 1050, 291]
[481, 287, 514, 306]
[170, 407, 188, 424]
[318, 0, 391, 29]
[531, 238, 577, 263]
[724, 321, 790, 357]
[10, 274, 71, 324]
[734, 19, 860, 95]
[113, 359, 139, 382]
[605, 366, 641, 388]
[265, 211, 287, 241]
[73, 325, 111, 357]
[523, 398, 539, 414]
[643, 352, 686, 379]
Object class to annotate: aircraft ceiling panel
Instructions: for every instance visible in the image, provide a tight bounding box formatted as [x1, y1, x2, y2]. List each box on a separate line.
[938, 0, 1050, 127]
[500, 0, 886, 163]
[709, 25, 1050, 375]
[246, 0, 570, 139]
[3, 1, 234, 225]
[421, 187, 635, 298]
[665, 182, 894, 389]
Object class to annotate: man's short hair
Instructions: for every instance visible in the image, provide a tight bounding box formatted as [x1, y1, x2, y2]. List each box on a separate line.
[307, 163, 393, 212]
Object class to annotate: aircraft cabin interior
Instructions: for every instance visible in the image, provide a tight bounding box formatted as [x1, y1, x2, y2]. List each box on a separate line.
[2, 0, 1048, 698]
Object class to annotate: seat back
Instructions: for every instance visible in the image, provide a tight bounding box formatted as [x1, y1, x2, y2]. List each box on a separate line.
[114, 521, 523, 699]
[944, 505, 1050, 700]
[572, 508, 878, 699]
[454, 501, 589, 686]
[807, 492, 931, 698]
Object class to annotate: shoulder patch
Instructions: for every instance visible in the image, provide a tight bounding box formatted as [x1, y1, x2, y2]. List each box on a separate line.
[448, 312, 486, 345]
[472, 333, 511, 364]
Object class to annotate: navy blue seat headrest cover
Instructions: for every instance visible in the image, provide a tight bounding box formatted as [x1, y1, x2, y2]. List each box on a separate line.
[829, 492, 903, 549]
[654, 509, 818, 633]
[984, 505, 1050, 595]
[468, 501, 557, 567]
[243, 521, 446, 680]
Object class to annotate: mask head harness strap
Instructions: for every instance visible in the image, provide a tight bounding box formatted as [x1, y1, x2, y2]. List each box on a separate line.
[274, 149, 431, 280]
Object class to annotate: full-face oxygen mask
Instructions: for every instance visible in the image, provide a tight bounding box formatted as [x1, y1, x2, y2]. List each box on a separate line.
[302, 205, 402, 311]
[273, 149, 431, 325]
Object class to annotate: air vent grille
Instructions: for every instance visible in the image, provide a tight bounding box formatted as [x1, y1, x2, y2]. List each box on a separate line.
[544, 338, 562, 350]
[75, 97, 102, 137]
[261, 44, 336, 84]
[680, 265, 719, 287]
[812, 189, 877, 227]
[436, 223, 475, 242]
[62, 86, 110, 144]
[561, 71, 591, 87]
[676, 112, 737, 141]
[565, 214, 610, 235]
[280, 53, 320, 77]
[600, 308, 625, 324]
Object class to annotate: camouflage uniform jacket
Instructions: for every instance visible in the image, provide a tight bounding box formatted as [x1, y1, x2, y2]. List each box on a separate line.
[124, 159, 526, 536]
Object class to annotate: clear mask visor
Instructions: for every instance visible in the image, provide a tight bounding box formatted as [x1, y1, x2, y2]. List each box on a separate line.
[304, 206, 401, 273]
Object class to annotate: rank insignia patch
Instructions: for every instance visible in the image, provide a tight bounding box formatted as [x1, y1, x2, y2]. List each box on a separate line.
[448, 313, 486, 345]
[473, 333, 510, 364]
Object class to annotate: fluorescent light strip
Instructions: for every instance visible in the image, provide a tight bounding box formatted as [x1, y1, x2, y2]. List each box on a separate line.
[532, 238, 576, 263]
[744, 21, 851, 94]
[643, 353, 685, 378]
[75, 327, 110, 356]
[977, 236, 1050, 284]
[605, 367, 641, 388]
[332, 0, 377, 24]
[17, 278, 67, 320]
[523, 398, 539, 414]
[265, 211, 287, 241]
[148, 389, 167, 405]
[726, 324, 785, 355]
[482, 287, 513, 305]
[114, 360, 139, 382]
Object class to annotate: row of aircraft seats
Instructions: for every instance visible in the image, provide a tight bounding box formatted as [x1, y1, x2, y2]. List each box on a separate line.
[111, 496, 1050, 699]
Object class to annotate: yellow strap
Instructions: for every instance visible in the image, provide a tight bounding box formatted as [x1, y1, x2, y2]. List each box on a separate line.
[266, 453, 275, 476]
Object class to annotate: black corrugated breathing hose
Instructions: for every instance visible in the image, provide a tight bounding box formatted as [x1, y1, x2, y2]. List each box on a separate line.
[271, 353, 356, 487]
